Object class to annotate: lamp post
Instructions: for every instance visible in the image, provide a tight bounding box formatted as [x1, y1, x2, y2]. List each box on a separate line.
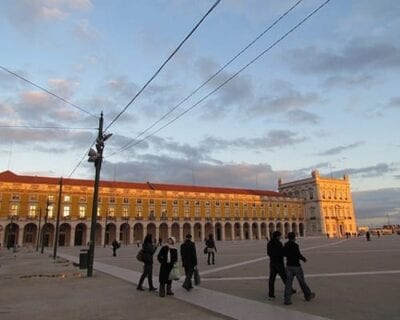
[103, 214, 108, 248]
[41, 200, 50, 254]
[36, 208, 42, 252]
[7, 215, 15, 249]
[87, 112, 112, 277]
[53, 178, 63, 259]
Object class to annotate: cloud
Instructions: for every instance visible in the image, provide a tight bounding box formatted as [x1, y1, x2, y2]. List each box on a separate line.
[286, 41, 400, 75]
[323, 74, 379, 89]
[353, 188, 400, 226]
[286, 109, 321, 124]
[72, 19, 100, 42]
[317, 141, 364, 156]
[387, 97, 400, 109]
[341, 163, 396, 178]
[1, 0, 93, 32]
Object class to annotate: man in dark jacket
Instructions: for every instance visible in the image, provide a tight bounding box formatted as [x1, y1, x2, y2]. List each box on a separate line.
[180, 234, 197, 291]
[267, 231, 293, 299]
[283, 232, 315, 305]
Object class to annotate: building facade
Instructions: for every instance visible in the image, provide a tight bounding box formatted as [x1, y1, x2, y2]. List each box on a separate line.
[278, 170, 357, 237]
[0, 170, 309, 248]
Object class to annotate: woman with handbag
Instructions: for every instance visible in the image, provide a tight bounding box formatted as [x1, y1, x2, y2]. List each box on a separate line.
[205, 234, 217, 265]
[137, 234, 157, 292]
[157, 236, 178, 297]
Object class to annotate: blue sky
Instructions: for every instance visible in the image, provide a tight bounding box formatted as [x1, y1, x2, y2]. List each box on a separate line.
[0, 0, 399, 226]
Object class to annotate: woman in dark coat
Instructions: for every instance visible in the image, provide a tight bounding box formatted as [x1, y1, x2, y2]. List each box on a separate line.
[205, 234, 217, 265]
[137, 234, 157, 291]
[157, 236, 178, 297]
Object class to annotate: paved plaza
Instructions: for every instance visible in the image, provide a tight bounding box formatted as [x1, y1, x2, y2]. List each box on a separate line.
[1, 235, 400, 319]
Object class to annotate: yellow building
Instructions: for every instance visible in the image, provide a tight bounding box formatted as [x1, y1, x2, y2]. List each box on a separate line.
[0, 170, 307, 248]
[278, 170, 357, 237]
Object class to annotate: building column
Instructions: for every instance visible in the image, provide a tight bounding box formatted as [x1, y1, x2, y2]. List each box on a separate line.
[257, 224, 262, 240]
[86, 227, 91, 245]
[201, 223, 205, 242]
[221, 224, 225, 241]
[155, 226, 160, 242]
[101, 225, 105, 246]
[190, 224, 194, 239]
[179, 225, 184, 243]
[249, 225, 253, 240]
[18, 225, 24, 246]
[70, 226, 75, 247]
[239, 223, 243, 240]
[129, 226, 134, 245]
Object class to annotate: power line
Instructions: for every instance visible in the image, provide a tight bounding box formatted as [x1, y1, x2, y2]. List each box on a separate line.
[0, 65, 97, 119]
[104, 0, 221, 132]
[0, 125, 96, 130]
[68, 138, 97, 177]
[111, 0, 304, 157]
[115, 0, 332, 155]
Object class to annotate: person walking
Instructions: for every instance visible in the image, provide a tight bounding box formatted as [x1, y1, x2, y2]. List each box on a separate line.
[157, 236, 178, 297]
[366, 231, 371, 241]
[180, 233, 197, 291]
[283, 232, 315, 305]
[111, 239, 120, 257]
[137, 234, 157, 292]
[205, 234, 217, 265]
[267, 231, 296, 300]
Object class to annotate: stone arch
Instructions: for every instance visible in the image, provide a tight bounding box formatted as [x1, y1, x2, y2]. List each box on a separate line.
[59, 223, 71, 247]
[5, 223, 19, 248]
[243, 222, 250, 240]
[234, 222, 241, 240]
[224, 222, 232, 240]
[146, 223, 156, 240]
[268, 222, 275, 239]
[105, 223, 117, 246]
[159, 223, 168, 241]
[120, 223, 130, 245]
[23, 223, 38, 246]
[299, 223, 305, 237]
[183, 223, 191, 239]
[252, 222, 259, 240]
[171, 223, 180, 242]
[74, 223, 87, 246]
[284, 222, 291, 237]
[133, 223, 144, 242]
[214, 223, 222, 241]
[193, 223, 202, 241]
[42, 223, 55, 247]
[292, 222, 298, 237]
[261, 222, 267, 239]
[205, 222, 213, 239]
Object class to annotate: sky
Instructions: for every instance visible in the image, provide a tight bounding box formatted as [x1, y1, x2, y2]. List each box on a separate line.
[0, 0, 399, 226]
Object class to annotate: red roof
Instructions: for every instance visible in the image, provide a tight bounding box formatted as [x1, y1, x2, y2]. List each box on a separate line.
[0, 170, 284, 197]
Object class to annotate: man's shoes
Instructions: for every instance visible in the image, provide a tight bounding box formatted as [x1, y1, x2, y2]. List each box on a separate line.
[284, 301, 293, 305]
[306, 292, 316, 301]
[149, 287, 157, 291]
[268, 295, 276, 301]
[167, 291, 174, 296]
[182, 284, 190, 291]
[136, 287, 145, 291]
[292, 288, 297, 294]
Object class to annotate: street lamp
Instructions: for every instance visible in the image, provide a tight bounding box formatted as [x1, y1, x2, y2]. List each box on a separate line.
[87, 112, 112, 277]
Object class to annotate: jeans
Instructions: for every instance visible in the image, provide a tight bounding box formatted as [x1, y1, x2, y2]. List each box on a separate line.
[183, 266, 195, 289]
[268, 262, 287, 297]
[284, 266, 312, 303]
[138, 263, 154, 289]
[207, 250, 215, 264]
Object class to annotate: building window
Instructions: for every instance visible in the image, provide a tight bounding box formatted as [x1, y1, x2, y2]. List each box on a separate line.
[136, 199, 142, 205]
[149, 209, 156, 220]
[205, 208, 211, 217]
[98, 197, 102, 203]
[261, 209, 265, 218]
[136, 207, 143, 218]
[215, 208, 221, 218]
[123, 197, 129, 204]
[10, 204, 19, 216]
[215, 201, 220, 207]
[29, 194, 38, 202]
[184, 207, 190, 218]
[79, 196, 87, 203]
[108, 207, 115, 217]
[122, 207, 129, 217]
[225, 202, 229, 208]
[161, 208, 167, 220]
[195, 207, 201, 218]
[225, 208, 230, 217]
[252, 209, 257, 218]
[234, 202, 239, 207]
[149, 199, 155, 205]
[205, 201, 210, 207]
[109, 197, 116, 204]
[64, 195, 71, 202]
[97, 206, 102, 217]
[48, 195, 55, 202]
[28, 205, 37, 217]
[195, 200, 200, 206]
[11, 194, 20, 201]
[79, 206, 86, 218]
[172, 207, 178, 218]
[184, 200, 190, 207]
[161, 199, 167, 206]
[47, 205, 54, 218]
[173, 200, 178, 206]
[63, 206, 70, 217]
